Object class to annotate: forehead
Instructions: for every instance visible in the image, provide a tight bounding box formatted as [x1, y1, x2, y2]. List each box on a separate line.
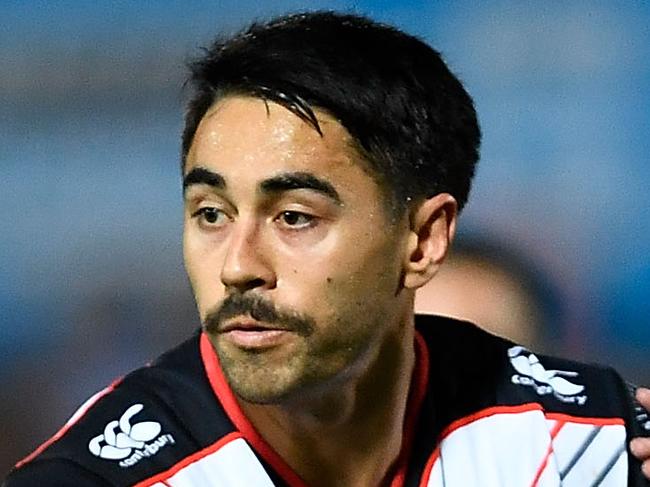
[186, 95, 362, 176]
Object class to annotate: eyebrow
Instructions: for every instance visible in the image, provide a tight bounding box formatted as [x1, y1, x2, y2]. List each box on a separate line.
[183, 167, 225, 192]
[183, 167, 341, 205]
[260, 172, 341, 205]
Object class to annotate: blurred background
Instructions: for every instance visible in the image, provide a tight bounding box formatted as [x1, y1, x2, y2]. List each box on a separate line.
[2, 0, 649, 473]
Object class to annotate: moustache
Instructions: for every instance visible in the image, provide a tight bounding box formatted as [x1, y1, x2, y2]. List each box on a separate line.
[203, 293, 315, 337]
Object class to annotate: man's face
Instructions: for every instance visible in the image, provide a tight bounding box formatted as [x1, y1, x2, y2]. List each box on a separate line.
[183, 96, 410, 404]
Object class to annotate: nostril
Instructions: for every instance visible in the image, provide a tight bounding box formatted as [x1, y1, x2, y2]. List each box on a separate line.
[242, 278, 267, 291]
[226, 277, 267, 293]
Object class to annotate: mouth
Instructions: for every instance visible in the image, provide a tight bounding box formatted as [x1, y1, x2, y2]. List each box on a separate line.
[217, 318, 294, 349]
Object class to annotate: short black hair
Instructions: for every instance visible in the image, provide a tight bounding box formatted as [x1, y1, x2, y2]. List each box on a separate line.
[182, 11, 481, 213]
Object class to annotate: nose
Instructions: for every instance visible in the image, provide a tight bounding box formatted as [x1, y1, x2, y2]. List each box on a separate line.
[220, 218, 276, 293]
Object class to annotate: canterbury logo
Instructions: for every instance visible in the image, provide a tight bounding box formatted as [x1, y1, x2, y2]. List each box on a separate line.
[88, 403, 175, 467]
[508, 346, 587, 405]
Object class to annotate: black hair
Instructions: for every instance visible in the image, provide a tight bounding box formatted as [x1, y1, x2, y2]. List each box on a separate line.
[182, 11, 481, 213]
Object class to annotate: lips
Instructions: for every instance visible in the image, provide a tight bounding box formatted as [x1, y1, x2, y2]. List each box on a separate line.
[217, 317, 293, 349]
[218, 317, 287, 334]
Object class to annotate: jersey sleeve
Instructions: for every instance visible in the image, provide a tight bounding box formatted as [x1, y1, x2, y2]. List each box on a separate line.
[3, 459, 112, 487]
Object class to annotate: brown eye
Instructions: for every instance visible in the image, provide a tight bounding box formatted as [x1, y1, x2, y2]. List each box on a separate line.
[192, 207, 227, 226]
[203, 208, 220, 223]
[279, 211, 314, 228]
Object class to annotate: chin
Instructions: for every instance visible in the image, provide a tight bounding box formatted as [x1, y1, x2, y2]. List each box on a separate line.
[219, 351, 306, 402]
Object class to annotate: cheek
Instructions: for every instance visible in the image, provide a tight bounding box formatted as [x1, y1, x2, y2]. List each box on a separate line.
[328, 230, 402, 281]
[183, 231, 225, 314]
[292, 238, 402, 312]
[183, 231, 203, 287]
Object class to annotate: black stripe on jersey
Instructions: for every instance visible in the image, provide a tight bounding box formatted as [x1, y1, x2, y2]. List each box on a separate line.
[589, 443, 625, 487]
[560, 426, 601, 480]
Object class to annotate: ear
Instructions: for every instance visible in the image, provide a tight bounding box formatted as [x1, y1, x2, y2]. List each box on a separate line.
[403, 193, 457, 290]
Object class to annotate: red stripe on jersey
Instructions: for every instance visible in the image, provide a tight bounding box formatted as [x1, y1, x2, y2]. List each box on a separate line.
[200, 332, 308, 487]
[132, 431, 243, 487]
[200, 330, 430, 487]
[418, 404, 625, 486]
[545, 411, 624, 426]
[418, 446, 441, 487]
[432, 402, 546, 446]
[15, 377, 123, 469]
[529, 420, 565, 487]
[389, 331, 430, 487]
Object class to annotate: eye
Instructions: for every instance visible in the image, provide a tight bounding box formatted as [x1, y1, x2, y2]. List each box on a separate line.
[277, 211, 315, 229]
[192, 207, 228, 226]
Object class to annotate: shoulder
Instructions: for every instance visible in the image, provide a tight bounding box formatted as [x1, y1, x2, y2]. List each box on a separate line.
[415, 315, 650, 485]
[3, 459, 111, 487]
[5, 332, 236, 486]
[416, 314, 638, 420]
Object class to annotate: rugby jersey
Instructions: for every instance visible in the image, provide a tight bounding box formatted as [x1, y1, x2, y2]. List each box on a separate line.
[4, 315, 650, 486]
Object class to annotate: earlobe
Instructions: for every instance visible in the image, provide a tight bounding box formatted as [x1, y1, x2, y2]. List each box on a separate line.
[403, 193, 457, 289]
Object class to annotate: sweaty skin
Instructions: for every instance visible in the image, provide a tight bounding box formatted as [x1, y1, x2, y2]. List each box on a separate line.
[182, 95, 457, 487]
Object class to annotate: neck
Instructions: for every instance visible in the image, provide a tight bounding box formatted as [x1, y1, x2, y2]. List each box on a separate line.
[240, 321, 418, 487]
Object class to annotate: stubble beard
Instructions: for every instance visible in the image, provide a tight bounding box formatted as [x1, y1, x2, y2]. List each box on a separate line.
[214, 326, 377, 405]
[204, 292, 319, 404]
[204, 293, 378, 405]
[215, 338, 317, 404]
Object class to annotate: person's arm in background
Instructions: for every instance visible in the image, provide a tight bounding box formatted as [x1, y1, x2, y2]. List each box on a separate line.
[632, 388, 650, 479]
